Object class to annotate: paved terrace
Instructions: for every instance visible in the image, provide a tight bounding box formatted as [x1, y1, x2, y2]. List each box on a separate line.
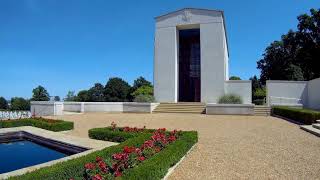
[49, 113, 320, 179]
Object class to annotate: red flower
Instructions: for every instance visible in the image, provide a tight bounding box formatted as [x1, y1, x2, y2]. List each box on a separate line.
[112, 163, 119, 171]
[112, 152, 128, 160]
[92, 174, 103, 180]
[84, 163, 95, 170]
[123, 146, 135, 153]
[114, 170, 122, 177]
[154, 147, 161, 153]
[142, 140, 154, 149]
[138, 156, 145, 161]
[168, 135, 176, 142]
[96, 156, 103, 162]
[135, 148, 142, 155]
[98, 161, 108, 173]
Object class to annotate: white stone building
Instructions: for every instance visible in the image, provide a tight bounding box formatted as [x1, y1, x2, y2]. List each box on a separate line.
[154, 8, 251, 103]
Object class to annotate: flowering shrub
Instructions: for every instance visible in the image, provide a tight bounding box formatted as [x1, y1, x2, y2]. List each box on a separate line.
[84, 128, 180, 179]
[110, 121, 146, 133]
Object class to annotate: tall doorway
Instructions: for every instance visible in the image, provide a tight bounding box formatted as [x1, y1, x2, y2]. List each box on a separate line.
[178, 29, 201, 102]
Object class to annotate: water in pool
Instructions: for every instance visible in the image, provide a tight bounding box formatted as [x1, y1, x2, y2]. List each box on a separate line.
[0, 140, 67, 174]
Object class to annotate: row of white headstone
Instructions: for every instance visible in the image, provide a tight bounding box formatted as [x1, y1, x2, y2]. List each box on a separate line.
[0, 111, 31, 120]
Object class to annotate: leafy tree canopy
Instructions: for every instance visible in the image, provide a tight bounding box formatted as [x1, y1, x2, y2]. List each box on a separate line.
[104, 77, 131, 102]
[132, 76, 152, 90]
[31, 85, 50, 101]
[65, 91, 77, 101]
[131, 85, 153, 98]
[76, 90, 90, 102]
[257, 8, 320, 83]
[54, 96, 60, 101]
[88, 83, 105, 102]
[0, 97, 8, 110]
[10, 97, 30, 111]
[229, 76, 241, 80]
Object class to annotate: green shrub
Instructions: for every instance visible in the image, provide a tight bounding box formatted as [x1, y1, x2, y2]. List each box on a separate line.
[134, 94, 155, 102]
[253, 99, 265, 105]
[131, 85, 153, 97]
[0, 118, 73, 131]
[89, 127, 139, 142]
[10, 128, 198, 180]
[218, 94, 243, 104]
[272, 106, 320, 125]
[10, 97, 30, 110]
[253, 87, 266, 100]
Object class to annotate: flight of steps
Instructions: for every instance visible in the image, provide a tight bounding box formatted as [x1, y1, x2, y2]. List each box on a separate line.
[152, 103, 206, 114]
[300, 120, 320, 137]
[254, 105, 271, 116]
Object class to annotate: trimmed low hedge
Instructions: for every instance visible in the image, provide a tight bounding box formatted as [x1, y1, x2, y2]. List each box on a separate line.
[89, 127, 154, 142]
[10, 128, 198, 180]
[272, 106, 320, 125]
[0, 118, 73, 132]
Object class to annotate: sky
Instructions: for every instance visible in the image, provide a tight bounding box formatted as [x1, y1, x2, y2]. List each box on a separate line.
[0, 0, 319, 100]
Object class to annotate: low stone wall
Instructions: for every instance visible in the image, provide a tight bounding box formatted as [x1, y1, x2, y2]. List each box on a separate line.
[83, 102, 123, 112]
[206, 104, 254, 115]
[63, 102, 82, 112]
[123, 102, 159, 113]
[31, 102, 159, 116]
[224, 80, 252, 104]
[31, 101, 63, 116]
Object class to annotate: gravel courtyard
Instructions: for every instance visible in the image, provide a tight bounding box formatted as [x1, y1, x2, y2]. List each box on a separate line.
[51, 113, 320, 179]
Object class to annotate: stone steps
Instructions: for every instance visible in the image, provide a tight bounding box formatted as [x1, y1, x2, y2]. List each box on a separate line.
[153, 103, 206, 114]
[254, 106, 271, 116]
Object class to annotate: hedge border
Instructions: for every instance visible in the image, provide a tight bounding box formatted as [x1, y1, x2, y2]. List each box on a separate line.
[9, 128, 198, 180]
[88, 127, 154, 142]
[0, 118, 74, 132]
[272, 106, 320, 125]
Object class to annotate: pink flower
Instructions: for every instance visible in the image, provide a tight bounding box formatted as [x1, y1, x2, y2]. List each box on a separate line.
[114, 170, 122, 177]
[92, 174, 103, 180]
[142, 140, 154, 149]
[84, 163, 95, 170]
[96, 156, 103, 162]
[98, 161, 108, 173]
[138, 156, 145, 161]
[168, 135, 176, 142]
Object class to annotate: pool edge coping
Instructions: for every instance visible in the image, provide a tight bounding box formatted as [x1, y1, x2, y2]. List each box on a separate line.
[0, 126, 118, 179]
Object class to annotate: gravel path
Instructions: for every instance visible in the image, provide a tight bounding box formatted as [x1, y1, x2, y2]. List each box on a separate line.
[49, 113, 320, 179]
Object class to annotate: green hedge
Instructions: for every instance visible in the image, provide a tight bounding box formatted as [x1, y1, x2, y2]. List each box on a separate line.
[0, 118, 73, 132]
[272, 106, 320, 125]
[89, 127, 154, 142]
[10, 128, 198, 180]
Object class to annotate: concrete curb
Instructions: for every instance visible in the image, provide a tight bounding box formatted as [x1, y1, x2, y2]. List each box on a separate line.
[163, 143, 197, 180]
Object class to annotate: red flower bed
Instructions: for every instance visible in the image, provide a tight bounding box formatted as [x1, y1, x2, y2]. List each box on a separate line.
[83, 128, 180, 179]
[110, 121, 146, 133]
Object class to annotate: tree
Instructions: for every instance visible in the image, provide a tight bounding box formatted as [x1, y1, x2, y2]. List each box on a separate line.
[249, 75, 262, 93]
[0, 97, 8, 110]
[65, 91, 77, 101]
[257, 8, 320, 83]
[31, 85, 50, 101]
[131, 85, 153, 98]
[104, 77, 131, 102]
[87, 83, 105, 102]
[54, 96, 60, 101]
[229, 76, 241, 80]
[132, 76, 152, 90]
[77, 90, 90, 102]
[10, 97, 30, 110]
